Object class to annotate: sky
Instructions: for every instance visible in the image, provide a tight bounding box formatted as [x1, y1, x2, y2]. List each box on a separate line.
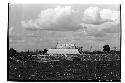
[9, 4, 121, 51]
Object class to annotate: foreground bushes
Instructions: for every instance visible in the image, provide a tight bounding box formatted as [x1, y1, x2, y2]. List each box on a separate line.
[9, 59, 121, 81]
[8, 48, 121, 81]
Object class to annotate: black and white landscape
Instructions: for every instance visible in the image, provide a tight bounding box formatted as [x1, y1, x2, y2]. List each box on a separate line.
[8, 4, 121, 82]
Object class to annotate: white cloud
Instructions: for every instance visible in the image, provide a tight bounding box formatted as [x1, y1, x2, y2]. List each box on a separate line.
[82, 7, 103, 25]
[21, 6, 120, 37]
[81, 18, 120, 37]
[82, 7, 120, 25]
[81, 7, 120, 37]
[21, 6, 82, 31]
[100, 9, 120, 21]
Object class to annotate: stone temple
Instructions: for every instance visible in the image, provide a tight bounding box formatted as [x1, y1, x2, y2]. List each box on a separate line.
[47, 42, 80, 55]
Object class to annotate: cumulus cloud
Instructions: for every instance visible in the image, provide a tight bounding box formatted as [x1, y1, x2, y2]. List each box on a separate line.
[100, 9, 120, 21]
[81, 7, 120, 37]
[81, 18, 120, 37]
[82, 7, 103, 25]
[21, 6, 120, 37]
[21, 6, 82, 31]
[82, 7, 120, 25]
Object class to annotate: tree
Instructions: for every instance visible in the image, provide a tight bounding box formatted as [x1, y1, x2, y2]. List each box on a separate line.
[76, 46, 83, 54]
[42, 49, 48, 55]
[39, 50, 42, 54]
[103, 45, 110, 53]
[9, 48, 17, 57]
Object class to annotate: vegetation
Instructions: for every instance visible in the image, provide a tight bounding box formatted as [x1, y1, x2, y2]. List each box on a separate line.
[8, 45, 121, 81]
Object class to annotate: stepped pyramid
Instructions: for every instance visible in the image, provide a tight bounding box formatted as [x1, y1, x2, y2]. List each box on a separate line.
[47, 41, 80, 54]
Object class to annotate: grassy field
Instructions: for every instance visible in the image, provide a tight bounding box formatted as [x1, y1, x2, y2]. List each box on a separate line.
[8, 52, 121, 82]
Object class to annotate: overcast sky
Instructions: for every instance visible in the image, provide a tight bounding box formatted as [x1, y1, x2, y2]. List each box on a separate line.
[9, 4, 120, 51]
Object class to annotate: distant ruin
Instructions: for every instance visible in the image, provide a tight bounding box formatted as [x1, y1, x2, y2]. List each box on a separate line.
[56, 42, 76, 49]
[47, 41, 80, 54]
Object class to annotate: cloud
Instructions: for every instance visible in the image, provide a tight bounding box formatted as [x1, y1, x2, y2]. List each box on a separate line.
[80, 23, 106, 37]
[9, 27, 14, 35]
[82, 7, 103, 25]
[21, 6, 82, 31]
[21, 6, 120, 37]
[81, 18, 120, 37]
[21, 20, 40, 28]
[102, 20, 120, 33]
[82, 7, 120, 25]
[81, 7, 120, 37]
[100, 9, 120, 21]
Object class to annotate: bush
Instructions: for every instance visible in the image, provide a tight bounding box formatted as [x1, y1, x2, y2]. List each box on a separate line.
[103, 45, 110, 53]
